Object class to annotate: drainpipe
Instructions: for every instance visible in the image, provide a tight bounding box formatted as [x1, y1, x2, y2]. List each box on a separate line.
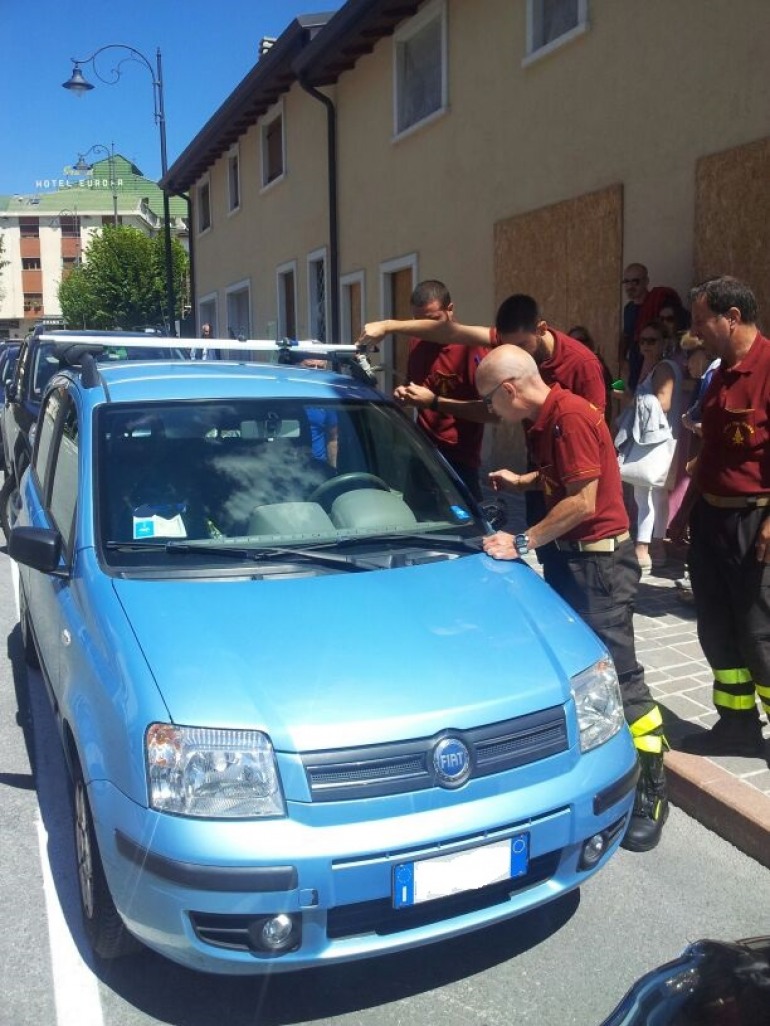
[172, 189, 194, 335]
[299, 79, 339, 341]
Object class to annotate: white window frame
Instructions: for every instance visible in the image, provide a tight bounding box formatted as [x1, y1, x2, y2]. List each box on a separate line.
[307, 247, 328, 342]
[261, 100, 286, 191]
[198, 291, 218, 337]
[379, 252, 418, 393]
[276, 259, 298, 340]
[523, 0, 589, 66]
[226, 145, 241, 215]
[393, 0, 448, 140]
[196, 175, 212, 235]
[340, 270, 366, 345]
[225, 278, 252, 345]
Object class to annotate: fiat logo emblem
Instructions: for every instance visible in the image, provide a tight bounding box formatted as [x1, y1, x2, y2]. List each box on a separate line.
[433, 736, 472, 788]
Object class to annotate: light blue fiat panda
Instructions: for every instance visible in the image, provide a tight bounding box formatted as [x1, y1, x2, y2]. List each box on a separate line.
[10, 339, 637, 974]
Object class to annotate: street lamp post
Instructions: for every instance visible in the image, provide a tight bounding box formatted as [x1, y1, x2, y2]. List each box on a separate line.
[74, 143, 118, 226]
[62, 45, 176, 335]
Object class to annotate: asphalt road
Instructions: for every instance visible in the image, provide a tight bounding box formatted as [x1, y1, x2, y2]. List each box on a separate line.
[1, 548, 769, 1026]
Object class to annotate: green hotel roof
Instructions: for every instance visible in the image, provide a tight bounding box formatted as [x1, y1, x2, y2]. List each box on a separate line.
[0, 155, 187, 218]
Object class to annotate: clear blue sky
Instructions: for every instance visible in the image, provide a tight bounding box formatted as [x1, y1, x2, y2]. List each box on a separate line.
[2, 0, 341, 196]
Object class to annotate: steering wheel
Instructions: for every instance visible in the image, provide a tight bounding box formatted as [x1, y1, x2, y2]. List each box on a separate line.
[309, 472, 390, 508]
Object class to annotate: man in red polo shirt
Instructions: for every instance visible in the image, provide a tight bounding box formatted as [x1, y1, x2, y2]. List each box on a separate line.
[681, 276, 770, 757]
[360, 294, 607, 411]
[478, 344, 668, 853]
[393, 280, 492, 498]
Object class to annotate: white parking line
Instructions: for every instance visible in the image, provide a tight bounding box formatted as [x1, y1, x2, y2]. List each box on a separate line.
[36, 813, 105, 1026]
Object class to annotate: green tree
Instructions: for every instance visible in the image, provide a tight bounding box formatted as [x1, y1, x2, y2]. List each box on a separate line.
[58, 225, 189, 331]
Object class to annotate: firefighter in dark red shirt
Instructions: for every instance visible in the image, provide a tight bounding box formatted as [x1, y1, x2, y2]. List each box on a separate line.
[478, 344, 667, 853]
[681, 276, 770, 757]
[392, 280, 493, 499]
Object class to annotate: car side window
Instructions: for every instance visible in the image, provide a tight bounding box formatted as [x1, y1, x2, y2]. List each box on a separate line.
[33, 389, 62, 488]
[48, 399, 79, 551]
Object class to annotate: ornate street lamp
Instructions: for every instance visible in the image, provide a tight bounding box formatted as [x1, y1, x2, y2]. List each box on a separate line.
[74, 142, 118, 226]
[63, 45, 176, 335]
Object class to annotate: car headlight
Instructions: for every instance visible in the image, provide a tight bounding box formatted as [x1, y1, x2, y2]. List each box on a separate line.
[145, 723, 286, 818]
[570, 658, 625, 752]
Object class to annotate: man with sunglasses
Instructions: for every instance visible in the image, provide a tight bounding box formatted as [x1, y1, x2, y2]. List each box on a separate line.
[479, 344, 668, 853]
[621, 263, 681, 390]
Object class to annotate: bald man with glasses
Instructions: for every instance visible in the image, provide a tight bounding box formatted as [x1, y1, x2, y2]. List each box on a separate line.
[479, 344, 668, 854]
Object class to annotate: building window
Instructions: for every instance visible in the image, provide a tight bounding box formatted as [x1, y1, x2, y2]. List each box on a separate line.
[526, 0, 588, 57]
[59, 215, 81, 238]
[262, 104, 285, 187]
[197, 178, 212, 233]
[198, 295, 218, 339]
[277, 262, 297, 339]
[307, 250, 327, 342]
[22, 258, 42, 270]
[227, 149, 240, 212]
[226, 281, 251, 343]
[62, 257, 79, 278]
[101, 215, 123, 227]
[394, 0, 447, 136]
[24, 293, 44, 313]
[19, 217, 40, 238]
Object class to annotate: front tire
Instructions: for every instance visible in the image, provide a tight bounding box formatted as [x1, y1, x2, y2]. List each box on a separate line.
[73, 766, 138, 959]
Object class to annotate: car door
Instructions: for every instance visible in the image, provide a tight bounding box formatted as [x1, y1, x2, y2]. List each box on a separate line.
[24, 386, 80, 694]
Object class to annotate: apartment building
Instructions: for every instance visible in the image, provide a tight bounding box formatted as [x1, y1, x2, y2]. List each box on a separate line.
[0, 155, 187, 338]
[163, 0, 770, 392]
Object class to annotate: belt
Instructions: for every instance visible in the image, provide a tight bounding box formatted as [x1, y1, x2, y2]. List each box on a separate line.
[703, 493, 770, 509]
[555, 531, 631, 553]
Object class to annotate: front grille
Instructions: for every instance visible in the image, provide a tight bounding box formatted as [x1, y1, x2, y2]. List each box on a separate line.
[326, 850, 561, 939]
[303, 706, 568, 802]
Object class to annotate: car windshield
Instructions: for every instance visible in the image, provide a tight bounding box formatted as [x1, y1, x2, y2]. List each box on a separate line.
[96, 398, 483, 568]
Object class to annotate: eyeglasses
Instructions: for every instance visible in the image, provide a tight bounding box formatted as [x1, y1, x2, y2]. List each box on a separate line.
[622, 277, 643, 286]
[639, 336, 661, 344]
[482, 377, 514, 409]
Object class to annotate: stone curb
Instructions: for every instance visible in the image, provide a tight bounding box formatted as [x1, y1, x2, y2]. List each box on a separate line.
[665, 749, 770, 870]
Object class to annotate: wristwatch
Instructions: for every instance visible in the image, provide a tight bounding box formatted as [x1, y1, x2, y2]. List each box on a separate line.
[514, 533, 530, 557]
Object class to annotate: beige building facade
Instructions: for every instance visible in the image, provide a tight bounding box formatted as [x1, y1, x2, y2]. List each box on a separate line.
[165, 0, 770, 387]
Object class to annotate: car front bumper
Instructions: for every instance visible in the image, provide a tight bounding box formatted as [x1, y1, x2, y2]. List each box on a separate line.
[92, 731, 637, 974]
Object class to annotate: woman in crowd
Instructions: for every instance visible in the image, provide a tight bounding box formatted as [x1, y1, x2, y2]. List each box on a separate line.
[567, 325, 615, 424]
[632, 320, 684, 573]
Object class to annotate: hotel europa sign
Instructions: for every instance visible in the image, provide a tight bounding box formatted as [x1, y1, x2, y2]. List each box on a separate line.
[34, 167, 125, 191]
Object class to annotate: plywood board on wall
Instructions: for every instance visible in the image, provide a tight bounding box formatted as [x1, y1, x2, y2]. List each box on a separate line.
[484, 185, 623, 476]
[493, 184, 623, 368]
[695, 137, 770, 330]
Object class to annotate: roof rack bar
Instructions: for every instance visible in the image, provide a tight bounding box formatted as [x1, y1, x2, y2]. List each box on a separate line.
[38, 332, 360, 354]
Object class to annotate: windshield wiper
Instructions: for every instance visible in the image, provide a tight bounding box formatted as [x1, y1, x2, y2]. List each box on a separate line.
[104, 539, 374, 572]
[330, 532, 484, 552]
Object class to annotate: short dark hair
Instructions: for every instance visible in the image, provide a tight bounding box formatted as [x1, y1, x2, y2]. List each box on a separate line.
[495, 294, 540, 334]
[690, 276, 758, 324]
[410, 279, 451, 309]
[567, 325, 596, 351]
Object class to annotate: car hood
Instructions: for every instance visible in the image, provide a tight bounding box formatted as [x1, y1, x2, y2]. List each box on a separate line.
[112, 555, 603, 752]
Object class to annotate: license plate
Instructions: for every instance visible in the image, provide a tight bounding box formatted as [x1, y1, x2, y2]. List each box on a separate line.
[393, 834, 529, 908]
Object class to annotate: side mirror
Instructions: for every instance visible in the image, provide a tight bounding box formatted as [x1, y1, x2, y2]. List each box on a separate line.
[5, 381, 16, 402]
[479, 500, 507, 531]
[8, 526, 63, 574]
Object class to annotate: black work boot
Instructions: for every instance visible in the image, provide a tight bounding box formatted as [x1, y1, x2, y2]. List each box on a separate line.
[680, 713, 764, 757]
[621, 752, 668, 853]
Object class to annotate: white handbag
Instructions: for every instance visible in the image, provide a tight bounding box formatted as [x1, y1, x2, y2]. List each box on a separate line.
[617, 435, 676, 488]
